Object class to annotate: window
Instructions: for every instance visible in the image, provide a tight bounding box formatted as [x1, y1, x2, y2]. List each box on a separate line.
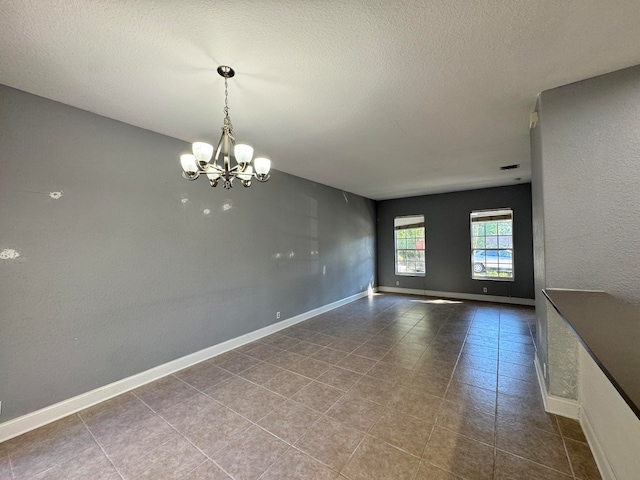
[471, 209, 513, 280]
[394, 215, 425, 276]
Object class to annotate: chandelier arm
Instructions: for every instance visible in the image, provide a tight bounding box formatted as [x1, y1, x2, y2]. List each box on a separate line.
[213, 135, 224, 169]
[182, 171, 200, 180]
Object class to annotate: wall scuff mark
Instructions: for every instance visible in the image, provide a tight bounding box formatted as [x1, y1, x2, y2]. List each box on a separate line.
[0, 249, 20, 260]
[49, 191, 63, 199]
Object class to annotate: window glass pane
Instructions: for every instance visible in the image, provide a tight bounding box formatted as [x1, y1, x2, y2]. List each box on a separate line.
[485, 222, 498, 235]
[396, 238, 407, 249]
[485, 236, 498, 248]
[472, 237, 486, 249]
[498, 222, 512, 235]
[498, 236, 512, 248]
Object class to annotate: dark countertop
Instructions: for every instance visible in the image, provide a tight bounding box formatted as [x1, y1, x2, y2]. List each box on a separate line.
[543, 288, 640, 419]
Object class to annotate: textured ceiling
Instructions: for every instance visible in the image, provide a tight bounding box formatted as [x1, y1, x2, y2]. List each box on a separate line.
[2, 1, 640, 200]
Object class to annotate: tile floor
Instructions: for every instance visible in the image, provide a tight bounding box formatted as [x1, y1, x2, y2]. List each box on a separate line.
[0, 294, 602, 479]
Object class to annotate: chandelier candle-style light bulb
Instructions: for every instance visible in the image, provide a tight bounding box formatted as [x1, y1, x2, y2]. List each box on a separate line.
[179, 66, 271, 189]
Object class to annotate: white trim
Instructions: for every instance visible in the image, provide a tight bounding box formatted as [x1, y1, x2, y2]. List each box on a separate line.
[0, 290, 370, 443]
[577, 344, 640, 480]
[544, 287, 605, 293]
[580, 406, 616, 480]
[378, 286, 535, 306]
[534, 353, 580, 419]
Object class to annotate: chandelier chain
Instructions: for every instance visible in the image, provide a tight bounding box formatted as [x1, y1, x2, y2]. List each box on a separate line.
[223, 77, 230, 119]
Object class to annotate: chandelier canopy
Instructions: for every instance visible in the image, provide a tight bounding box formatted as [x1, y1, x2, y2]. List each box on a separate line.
[179, 66, 271, 189]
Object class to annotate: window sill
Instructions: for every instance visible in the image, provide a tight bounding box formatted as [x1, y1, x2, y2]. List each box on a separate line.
[472, 276, 514, 282]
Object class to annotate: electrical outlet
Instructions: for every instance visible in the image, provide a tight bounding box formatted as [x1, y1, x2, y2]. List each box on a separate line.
[483, 287, 488, 293]
[276, 311, 280, 319]
[396, 281, 399, 286]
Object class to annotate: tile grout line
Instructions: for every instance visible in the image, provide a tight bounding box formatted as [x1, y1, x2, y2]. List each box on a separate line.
[131, 389, 242, 479]
[77, 413, 126, 480]
[337, 433, 368, 478]
[7, 449, 15, 480]
[411, 422, 438, 480]
[177, 458, 211, 478]
[494, 306, 503, 480]
[559, 424, 578, 480]
[493, 446, 577, 478]
[11, 414, 109, 480]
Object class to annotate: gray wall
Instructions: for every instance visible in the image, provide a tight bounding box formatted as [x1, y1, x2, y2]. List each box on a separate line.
[376, 184, 534, 300]
[0, 85, 376, 423]
[532, 64, 640, 397]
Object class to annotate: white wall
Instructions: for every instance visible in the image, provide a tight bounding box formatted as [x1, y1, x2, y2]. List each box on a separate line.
[579, 345, 640, 480]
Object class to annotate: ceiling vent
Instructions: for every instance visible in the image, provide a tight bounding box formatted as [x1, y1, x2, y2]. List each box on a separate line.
[500, 164, 520, 170]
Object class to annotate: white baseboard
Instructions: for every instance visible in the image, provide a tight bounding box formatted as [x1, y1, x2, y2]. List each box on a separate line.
[534, 353, 580, 419]
[580, 407, 616, 480]
[0, 290, 370, 443]
[378, 286, 535, 306]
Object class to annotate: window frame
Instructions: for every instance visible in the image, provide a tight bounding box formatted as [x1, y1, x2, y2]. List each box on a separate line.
[394, 215, 425, 277]
[470, 208, 514, 281]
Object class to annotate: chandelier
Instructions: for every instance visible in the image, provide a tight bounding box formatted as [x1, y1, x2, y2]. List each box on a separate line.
[179, 66, 271, 189]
